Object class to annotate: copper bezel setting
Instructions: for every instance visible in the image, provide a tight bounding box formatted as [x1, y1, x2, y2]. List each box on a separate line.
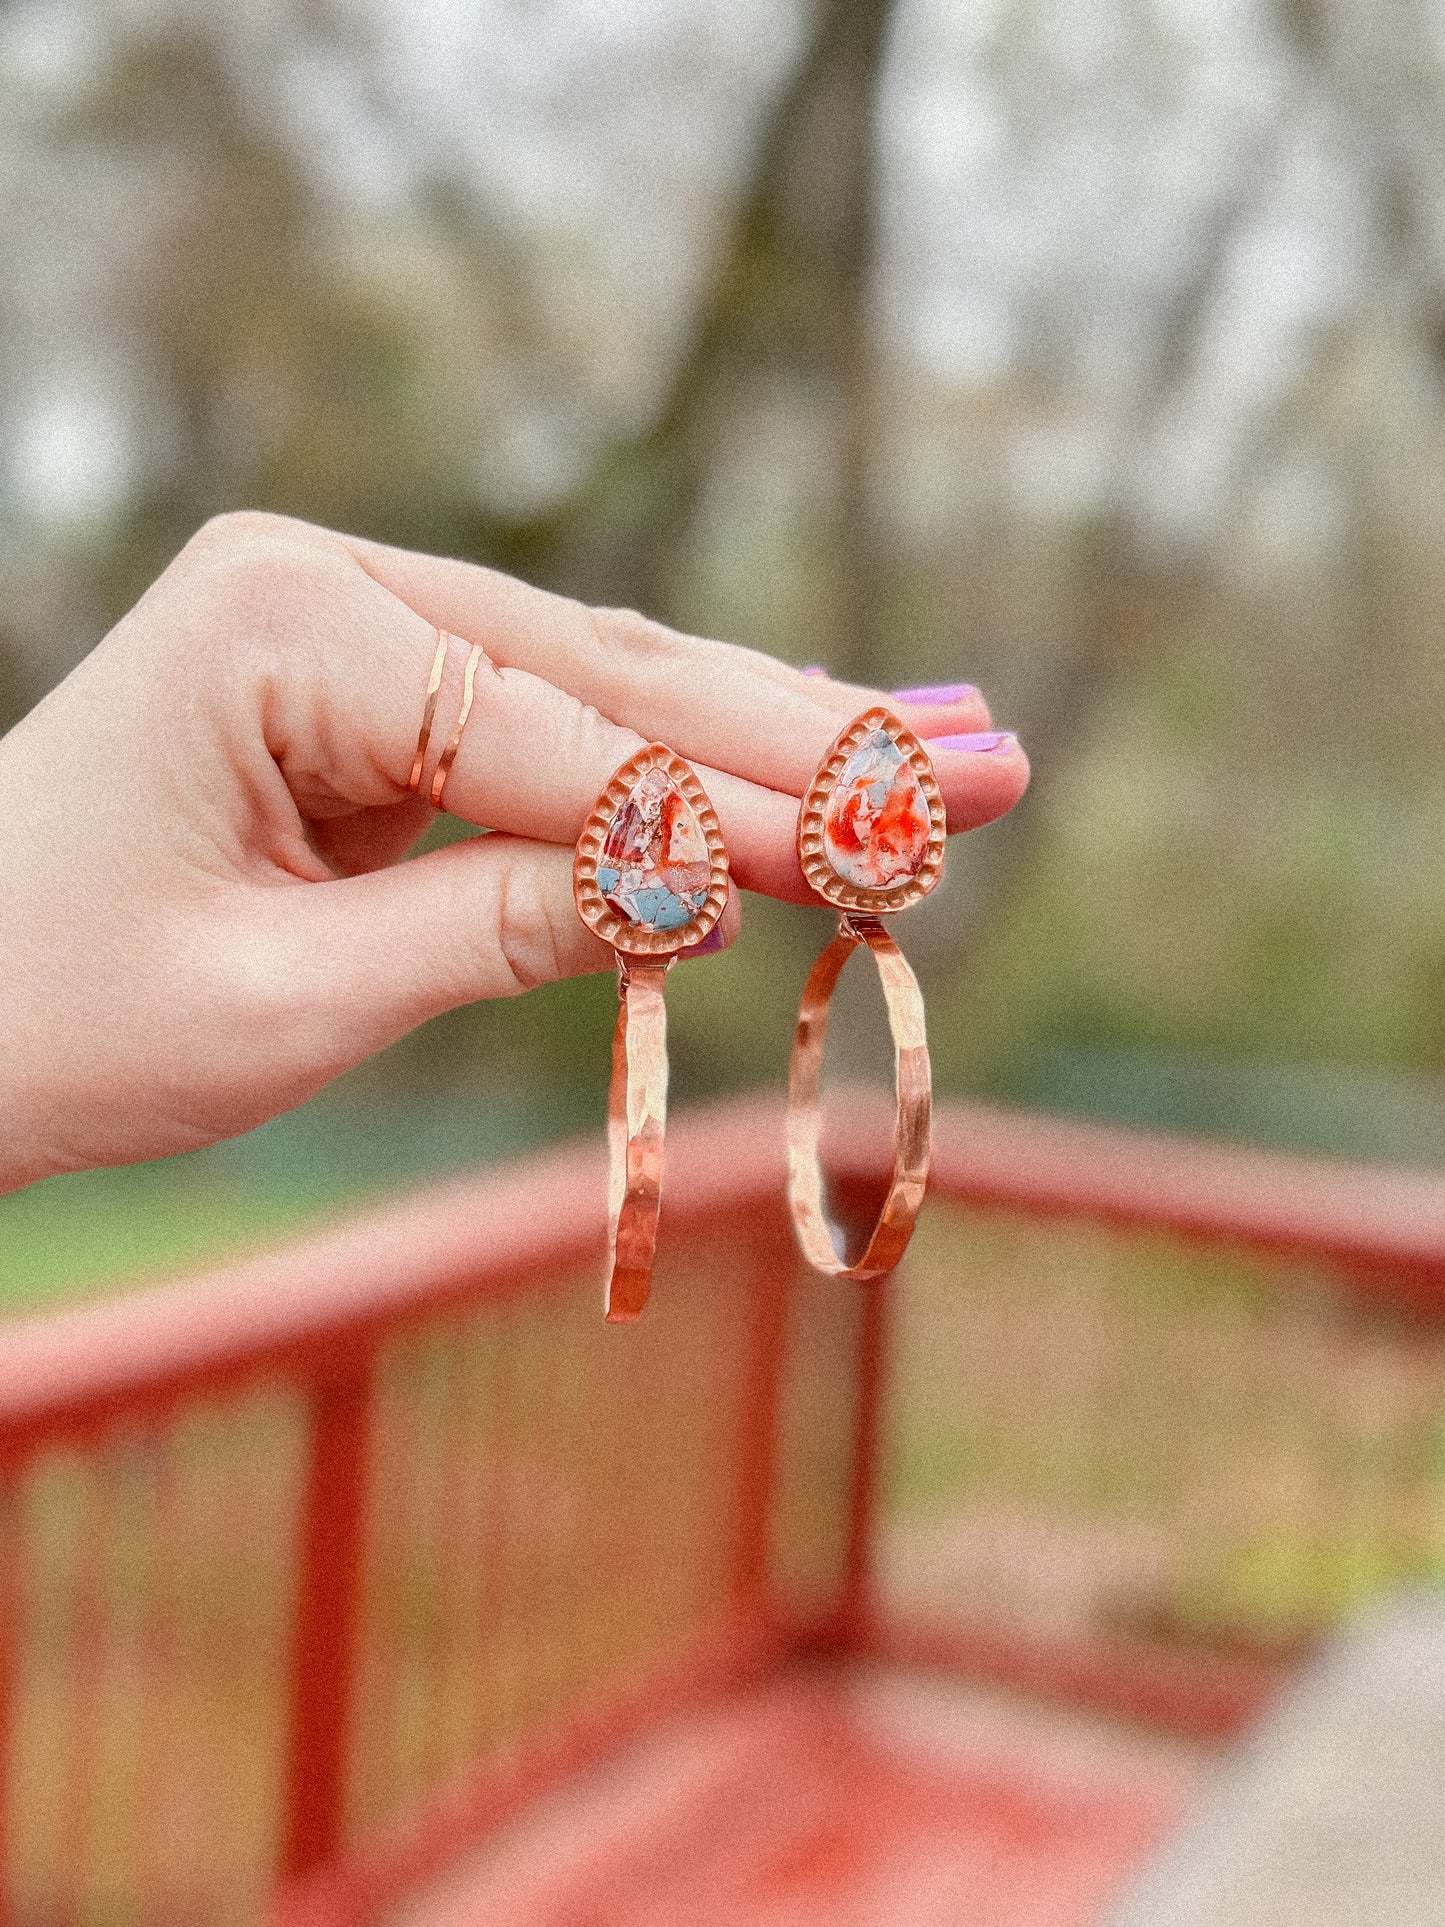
[574, 743, 730, 956]
[797, 706, 946, 913]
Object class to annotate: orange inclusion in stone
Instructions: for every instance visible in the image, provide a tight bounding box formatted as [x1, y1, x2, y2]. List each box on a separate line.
[822, 731, 930, 889]
[598, 767, 712, 931]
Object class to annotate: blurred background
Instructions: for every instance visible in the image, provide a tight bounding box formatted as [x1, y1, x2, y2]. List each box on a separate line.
[9, 11, 1445, 1916]
[6, 0, 1445, 1304]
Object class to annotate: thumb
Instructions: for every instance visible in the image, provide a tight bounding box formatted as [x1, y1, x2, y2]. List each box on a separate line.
[271, 838, 611, 1057]
[256, 837, 741, 1069]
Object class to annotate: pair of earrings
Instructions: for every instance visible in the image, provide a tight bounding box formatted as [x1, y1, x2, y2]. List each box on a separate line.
[574, 708, 944, 1322]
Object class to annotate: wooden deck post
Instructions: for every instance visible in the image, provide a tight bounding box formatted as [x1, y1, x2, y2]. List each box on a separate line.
[731, 1217, 794, 1612]
[280, 1354, 374, 1885]
[838, 1273, 889, 1650]
[0, 1471, 19, 1927]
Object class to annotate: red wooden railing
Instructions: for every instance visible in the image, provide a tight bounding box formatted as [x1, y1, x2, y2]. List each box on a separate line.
[1, 1091, 1444, 1925]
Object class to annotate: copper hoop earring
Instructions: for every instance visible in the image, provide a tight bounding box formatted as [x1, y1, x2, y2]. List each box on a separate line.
[787, 707, 945, 1280]
[575, 745, 730, 1322]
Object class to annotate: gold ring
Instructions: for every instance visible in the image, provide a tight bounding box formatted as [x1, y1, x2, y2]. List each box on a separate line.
[429, 643, 484, 810]
[407, 630, 451, 794]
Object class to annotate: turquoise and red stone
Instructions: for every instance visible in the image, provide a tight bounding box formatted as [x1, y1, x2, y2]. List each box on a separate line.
[822, 730, 930, 889]
[597, 767, 712, 933]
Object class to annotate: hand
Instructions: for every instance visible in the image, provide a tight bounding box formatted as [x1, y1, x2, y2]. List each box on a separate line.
[0, 512, 1028, 1189]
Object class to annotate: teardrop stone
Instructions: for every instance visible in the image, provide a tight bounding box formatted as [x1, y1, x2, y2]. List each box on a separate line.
[597, 767, 712, 932]
[822, 730, 930, 889]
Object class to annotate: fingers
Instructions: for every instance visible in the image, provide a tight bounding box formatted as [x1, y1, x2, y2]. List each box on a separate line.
[338, 529, 1026, 840]
[168, 514, 1027, 910]
[427, 662, 1017, 901]
[318, 617, 1018, 903]
[259, 839, 741, 1060]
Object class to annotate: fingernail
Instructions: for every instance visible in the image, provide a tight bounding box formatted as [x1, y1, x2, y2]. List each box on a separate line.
[800, 664, 828, 677]
[929, 730, 1015, 753]
[687, 924, 728, 957]
[892, 681, 979, 705]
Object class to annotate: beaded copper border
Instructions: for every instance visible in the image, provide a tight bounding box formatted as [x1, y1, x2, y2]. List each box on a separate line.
[797, 706, 946, 913]
[574, 743, 729, 956]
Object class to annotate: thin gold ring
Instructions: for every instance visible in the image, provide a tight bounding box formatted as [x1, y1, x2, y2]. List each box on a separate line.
[430, 643, 484, 809]
[407, 630, 450, 793]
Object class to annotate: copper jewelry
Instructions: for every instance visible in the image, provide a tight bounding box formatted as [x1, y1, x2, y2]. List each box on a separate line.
[575, 745, 729, 1322]
[430, 642, 484, 809]
[788, 706, 945, 1280]
[407, 630, 451, 793]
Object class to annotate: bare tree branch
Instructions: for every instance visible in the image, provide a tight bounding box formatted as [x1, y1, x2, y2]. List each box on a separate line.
[524, 0, 896, 680]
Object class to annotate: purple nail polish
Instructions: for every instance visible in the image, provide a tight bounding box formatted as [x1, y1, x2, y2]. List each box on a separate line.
[800, 664, 828, 677]
[928, 730, 1014, 753]
[892, 681, 979, 705]
[686, 923, 728, 957]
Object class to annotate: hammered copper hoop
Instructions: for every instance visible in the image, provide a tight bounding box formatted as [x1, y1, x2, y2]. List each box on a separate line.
[787, 916, 931, 1279]
[787, 707, 945, 1281]
[605, 957, 671, 1320]
[576, 744, 730, 1321]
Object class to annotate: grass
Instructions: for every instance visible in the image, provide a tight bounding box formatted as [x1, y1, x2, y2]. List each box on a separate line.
[0, 1168, 333, 1311]
[0, 1078, 579, 1315]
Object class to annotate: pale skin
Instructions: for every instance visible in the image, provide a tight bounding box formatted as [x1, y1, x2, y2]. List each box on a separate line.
[0, 511, 1029, 1193]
